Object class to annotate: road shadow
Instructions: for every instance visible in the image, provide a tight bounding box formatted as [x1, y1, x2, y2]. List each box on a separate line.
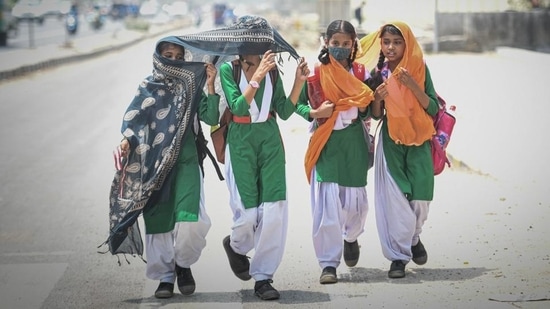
[124, 289, 331, 306]
[339, 266, 492, 284]
[123, 267, 490, 306]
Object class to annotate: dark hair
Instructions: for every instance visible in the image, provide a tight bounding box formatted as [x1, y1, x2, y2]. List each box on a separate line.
[318, 20, 359, 65]
[157, 42, 185, 54]
[366, 24, 403, 90]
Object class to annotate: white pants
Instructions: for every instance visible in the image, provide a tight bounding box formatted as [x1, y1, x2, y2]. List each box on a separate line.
[310, 168, 369, 269]
[374, 135, 429, 262]
[145, 176, 211, 283]
[225, 147, 289, 281]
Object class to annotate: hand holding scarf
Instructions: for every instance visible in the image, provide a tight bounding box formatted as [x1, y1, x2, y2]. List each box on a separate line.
[304, 55, 374, 183]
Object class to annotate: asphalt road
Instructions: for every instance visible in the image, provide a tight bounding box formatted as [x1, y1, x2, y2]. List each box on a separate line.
[0, 30, 548, 308]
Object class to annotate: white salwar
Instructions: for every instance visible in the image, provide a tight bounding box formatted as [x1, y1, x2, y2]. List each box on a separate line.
[145, 170, 211, 283]
[310, 168, 368, 269]
[374, 134, 430, 263]
[224, 146, 289, 282]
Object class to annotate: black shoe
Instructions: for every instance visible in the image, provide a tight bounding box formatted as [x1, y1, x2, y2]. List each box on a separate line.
[411, 239, 428, 265]
[176, 264, 196, 295]
[254, 279, 280, 300]
[388, 260, 406, 278]
[319, 266, 338, 284]
[343, 240, 360, 267]
[222, 235, 251, 281]
[154, 282, 174, 299]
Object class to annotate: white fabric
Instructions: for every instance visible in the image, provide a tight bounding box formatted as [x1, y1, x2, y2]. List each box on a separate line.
[411, 200, 430, 246]
[224, 147, 288, 281]
[236, 63, 273, 123]
[310, 168, 368, 269]
[374, 134, 430, 262]
[145, 171, 211, 283]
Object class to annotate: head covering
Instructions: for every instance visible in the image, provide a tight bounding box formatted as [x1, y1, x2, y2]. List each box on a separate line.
[103, 36, 207, 258]
[357, 21, 434, 145]
[172, 15, 300, 113]
[173, 15, 300, 63]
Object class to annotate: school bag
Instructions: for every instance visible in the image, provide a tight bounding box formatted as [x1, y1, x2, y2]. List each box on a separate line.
[431, 94, 456, 175]
[210, 59, 279, 164]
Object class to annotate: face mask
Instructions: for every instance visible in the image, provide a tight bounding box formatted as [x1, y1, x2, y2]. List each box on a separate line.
[328, 46, 351, 61]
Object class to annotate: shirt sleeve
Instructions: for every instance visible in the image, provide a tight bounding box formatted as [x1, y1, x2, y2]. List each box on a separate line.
[294, 83, 313, 121]
[424, 65, 439, 117]
[272, 74, 297, 120]
[197, 92, 220, 126]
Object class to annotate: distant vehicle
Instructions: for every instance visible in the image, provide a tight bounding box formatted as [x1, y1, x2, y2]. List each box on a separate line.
[12, 0, 45, 22]
[11, 0, 71, 23]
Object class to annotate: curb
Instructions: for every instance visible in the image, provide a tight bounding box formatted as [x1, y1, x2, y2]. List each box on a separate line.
[0, 22, 187, 82]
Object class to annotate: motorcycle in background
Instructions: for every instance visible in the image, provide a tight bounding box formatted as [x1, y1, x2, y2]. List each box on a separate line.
[88, 5, 104, 31]
[65, 4, 78, 35]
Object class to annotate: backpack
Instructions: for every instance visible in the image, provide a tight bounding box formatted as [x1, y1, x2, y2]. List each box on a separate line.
[431, 94, 456, 175]
[210, 59, 279, 164]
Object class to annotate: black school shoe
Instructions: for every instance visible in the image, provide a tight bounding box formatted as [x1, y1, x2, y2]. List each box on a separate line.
[154, 282, 174, 298]
[343, 240, 360, 267]
[388, 260, 406, 279]
[254, 279, 280, 300]
[411, 239, 428, 265]
[176, 264, 196, 295]
[222, 235, 252, 281]
[319, 266, 338, 284]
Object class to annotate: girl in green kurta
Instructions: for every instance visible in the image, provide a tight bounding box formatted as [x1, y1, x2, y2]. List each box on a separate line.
[360, 22, 438, 279]
[294, 20, 374, 285]
[117, 37, 220, 298]
[219, 48, 309, 301]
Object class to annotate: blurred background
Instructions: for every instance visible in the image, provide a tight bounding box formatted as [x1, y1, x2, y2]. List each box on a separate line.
[0, 0, 549, 52]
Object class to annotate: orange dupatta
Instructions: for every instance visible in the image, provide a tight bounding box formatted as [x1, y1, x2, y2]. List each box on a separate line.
[304, 55, 374, 183]
[357, 21, 434, 146]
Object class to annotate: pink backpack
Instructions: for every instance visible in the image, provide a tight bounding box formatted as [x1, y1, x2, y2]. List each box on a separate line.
[431, 94, 456, 175]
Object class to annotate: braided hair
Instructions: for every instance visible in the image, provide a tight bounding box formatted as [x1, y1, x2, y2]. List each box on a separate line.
[318, 20, 359, 66]
[366, 24, 403, 90]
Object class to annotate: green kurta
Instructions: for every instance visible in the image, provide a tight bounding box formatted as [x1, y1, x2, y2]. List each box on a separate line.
[143, 93, 220, 234]
[375, 65, 439, 201]
[295, 83, 371, 187]
[219, 61, 296, 208]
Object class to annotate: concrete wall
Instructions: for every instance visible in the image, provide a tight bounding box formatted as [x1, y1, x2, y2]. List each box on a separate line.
[436, 10, 550, 52]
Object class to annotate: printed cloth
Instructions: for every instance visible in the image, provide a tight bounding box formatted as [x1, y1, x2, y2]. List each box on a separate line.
[103, 37, 207, 258]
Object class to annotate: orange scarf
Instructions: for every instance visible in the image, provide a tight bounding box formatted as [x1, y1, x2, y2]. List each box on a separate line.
[357, 21, 434, 145]
[304, 55, 374, 183]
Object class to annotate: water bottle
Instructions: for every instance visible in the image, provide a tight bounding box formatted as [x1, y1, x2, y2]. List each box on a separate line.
[435, 105, 456, 150]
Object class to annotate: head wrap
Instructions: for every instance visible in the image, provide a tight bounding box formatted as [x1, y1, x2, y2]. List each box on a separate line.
[174, 15, 300, 60]
[172, 15, 301, 112]
[103, 37, 207, 258]
[357, 21, 434, 145]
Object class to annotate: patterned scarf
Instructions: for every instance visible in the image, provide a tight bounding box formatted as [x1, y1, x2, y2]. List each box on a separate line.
[101, 37, 207, 259]
[174, 15, 300, 61]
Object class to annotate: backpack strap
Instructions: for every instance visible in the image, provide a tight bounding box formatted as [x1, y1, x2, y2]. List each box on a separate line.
[352, 62, 366, 81]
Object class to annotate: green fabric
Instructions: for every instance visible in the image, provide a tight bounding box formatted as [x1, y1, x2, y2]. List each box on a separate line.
[143, 94, 220, 234]
[380, 66, 438, 201]
[219, 61, 294, 208]
[315, 120, 369, 186]
[295, 84, 370, 186]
